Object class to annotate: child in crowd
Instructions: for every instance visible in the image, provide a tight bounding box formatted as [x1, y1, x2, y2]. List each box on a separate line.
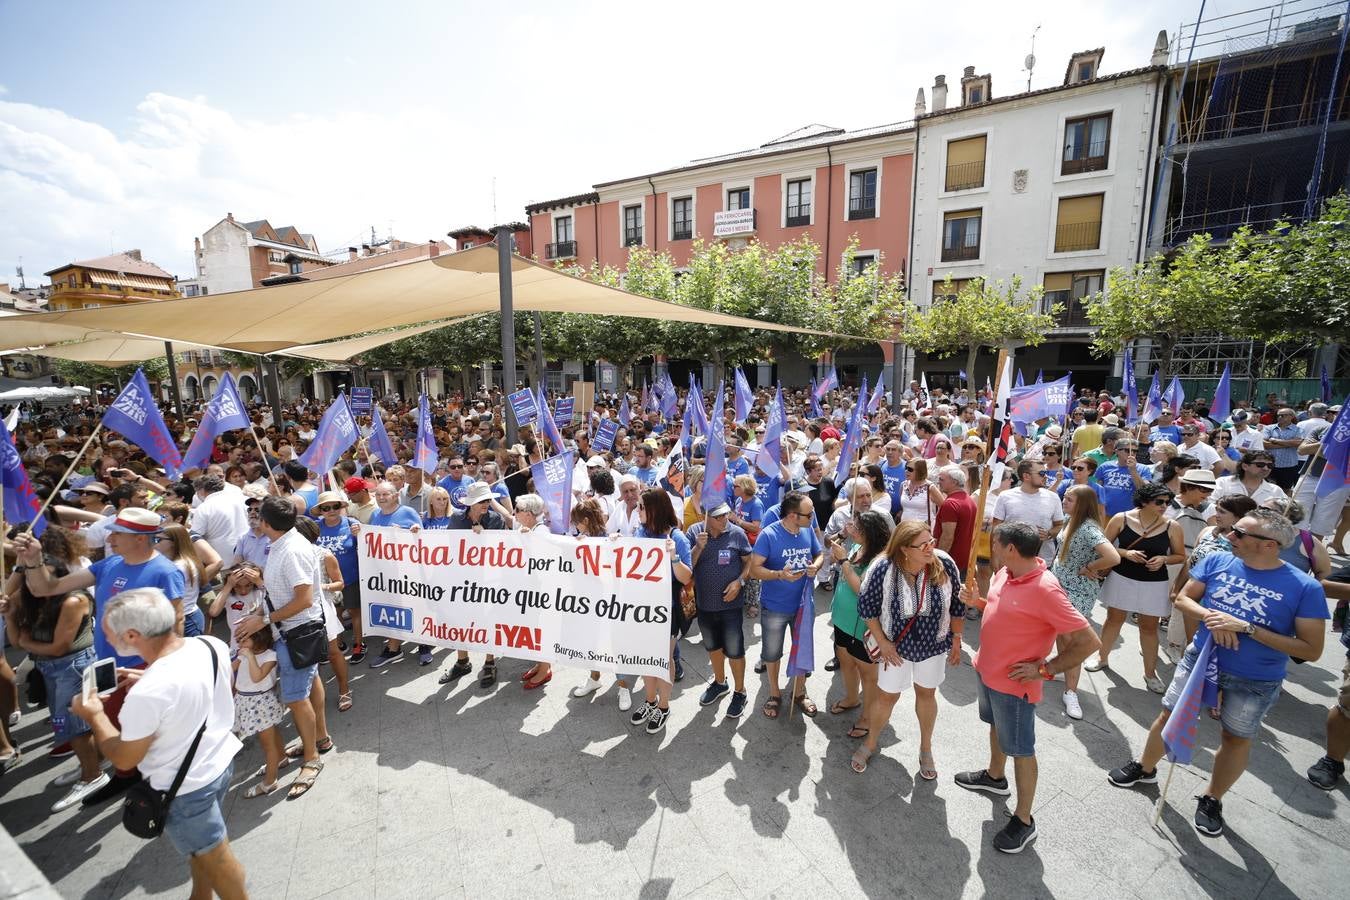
[232, 626, 287, 797]
[210, 564, 263, 654]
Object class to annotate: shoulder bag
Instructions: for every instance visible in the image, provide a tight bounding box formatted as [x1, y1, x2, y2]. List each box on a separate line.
[266, 591, 329, 669]
[123, 637, 219, 839]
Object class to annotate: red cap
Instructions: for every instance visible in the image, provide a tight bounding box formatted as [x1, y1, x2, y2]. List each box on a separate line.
[344, 476, 373, 493]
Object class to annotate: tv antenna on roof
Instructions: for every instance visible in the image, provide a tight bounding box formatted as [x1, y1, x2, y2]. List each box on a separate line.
[1023, 24, 1041, 92]
[16, 260, 25, 290]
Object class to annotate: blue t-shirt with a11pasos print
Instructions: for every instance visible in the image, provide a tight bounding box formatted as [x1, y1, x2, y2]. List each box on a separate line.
[753, 522, 822, 615]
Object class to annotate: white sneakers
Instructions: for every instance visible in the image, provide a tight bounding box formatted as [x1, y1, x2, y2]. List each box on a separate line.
[1063, 691, 1083, 720]
[569, 677, 603, 699]
[6, 710, 19, 728]
[1144, 674, 1167, 695]
[52, 772, 110, 812]
[54, 759, 111, 787]
[617, 687, 633, 712]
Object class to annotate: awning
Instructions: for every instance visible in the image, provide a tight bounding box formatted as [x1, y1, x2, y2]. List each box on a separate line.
[279, 316, 487, 362]
[0, 245, 853, 354]
[2, 332, 214, 368]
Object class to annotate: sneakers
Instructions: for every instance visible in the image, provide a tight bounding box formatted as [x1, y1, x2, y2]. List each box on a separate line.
[52, 772, 111, 813]
[954, 769, 1011, 796]
[369, 646, 400, 669]
[438, 658, 473, 684]
[6, 709, 19, 727]
[1194, 794, 1224, 836]
[55, 759, 110, 787]
[1062, 690, 1083, 720]
[1144, 674, 1167, 694]
[570, 677, 603, 699]
[629, 700, 654, 727]
[347, 643, 367, 665]
[699, 681, 730, 706]
[674, 657, 685, 683]
[824, 657, 839, 672]
[645, 706, 670, 734]
[726, 691, 748, 719]
[753, 660, 767, 674]
[1107, 761, 1158, 788]
[617, 687, 633, 712]
[1307, 756, 1346, 791]
[993, 813, 1037, 854]
[417, 649, 434, 667]
[82, 772, 141, 807]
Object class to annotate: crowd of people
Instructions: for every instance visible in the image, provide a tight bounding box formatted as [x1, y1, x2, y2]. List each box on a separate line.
[0, 372, 1345, 886]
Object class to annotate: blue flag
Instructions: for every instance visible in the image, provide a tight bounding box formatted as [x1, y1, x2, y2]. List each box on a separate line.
[687, 374, 710, 437]
[181, 372, 250, 472]
[366, 407, 397, 466]
[1008, 375, 1073, 425]
[867, 373, 886, 414]
[618, 392, 631, 427]
[593, 418, 619, 453]
[0, 415, 46, 537]
[678, 395, 694, 457]
[537, 384, 564, 455]
[640, 380, 653, 413]
[1211, 363, 1233, 423]
[1142, 371, 1164, 423]
[1316, 394, 1350, 498]
[413, 394, 438, 476]
[703, 381, 727, 511]
[299, 393, 357, 474]
[756, 385, 785, 478]
[659, 375, 679, 420]
[1322, 364, 1333, 404]
[785, 578, 816, 678]
[1015, 369, 1025, 388]
[1035, 370, 1044, 384]
[834, 375, 866, 486]
[808, 379, 823, 418]
[958, 368, 968, 383]
[1160, 632, 1220, 764]
[1163, 375, 1185, 417]
[1123, 348, 1139, 425]
[733, 368, 754, 424]
[814, 365, 838, 401]
[102, 368, 182, 478]
[531, 450, 575, 535]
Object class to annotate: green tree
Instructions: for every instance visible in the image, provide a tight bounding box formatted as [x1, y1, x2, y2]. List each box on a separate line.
[54, 356, 169, 390]
[903, 276, 1056, 381]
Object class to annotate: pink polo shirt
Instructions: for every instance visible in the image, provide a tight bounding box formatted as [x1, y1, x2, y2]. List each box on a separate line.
[973, 559, 1088, 703]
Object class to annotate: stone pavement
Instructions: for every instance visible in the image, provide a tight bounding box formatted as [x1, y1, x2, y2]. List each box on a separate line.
[1, 592, 1348, 900]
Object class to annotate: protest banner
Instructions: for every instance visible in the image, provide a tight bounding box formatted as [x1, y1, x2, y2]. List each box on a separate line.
[555, 396, 576, 425]
[593, 418, 619, 453]
[508, 388, 539, 426]
[358, 525, 672, 681]
[350, 387, 373, 416]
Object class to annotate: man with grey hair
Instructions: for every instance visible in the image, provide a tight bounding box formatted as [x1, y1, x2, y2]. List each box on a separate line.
[935, 465, 976, 581]
[1109, 509, 1327, 838]
[607, 474, 643, 536]
[192, 473, 248, 564]
[1298, 402, 1331, 438]
[71, 587, 245, 897]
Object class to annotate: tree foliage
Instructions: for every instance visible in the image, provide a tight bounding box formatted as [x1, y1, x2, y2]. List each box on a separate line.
[903, 276, 1057, 380]
[54, 356, 169, 389]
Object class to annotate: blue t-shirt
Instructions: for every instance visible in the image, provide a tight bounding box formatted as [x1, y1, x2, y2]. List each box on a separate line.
[632, 465, 658, 486]
[437, 474, 477, 509]
[735, 496, 764, 527]
[316, 517, 359, 585]
[1192, 551, 1328, 680]
[725, 455, 751, 501]
[1057, 478, 1106, 506]
[754, 471, 782, 509]
[370, 506, 422, 529]
[880, 462, 907, 516]
[637, 526, 692, 575]
[424, 516, 452, 530]
[753, 522, 822, 614]
[294, 485, 321, 515]
[88, 554, 187, 667]
[1094, 461, 1140, 517]
[1150, 424, 1181, 445]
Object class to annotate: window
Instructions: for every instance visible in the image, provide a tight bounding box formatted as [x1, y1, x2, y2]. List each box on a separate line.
[967, 85, 983, 104]
[848, 168, 877, 220]
[201, 286, 209, 295]
[786, 178, 812, 226]
[554, 215, 573, 245]
[83, 303, 100, 309]
[623, 204, 643, 246]
[1054, 193, 1104, 252]
[931, 277, 980, 300]
[1062, 112, 1111, 175]
[848, 253, 877, 279]
[941, 209, 982, 261]
[945, 135, 986, 191]
[289, 260, 303, 274]
[671, 197, 693, 240]
[268, 250, 284, 263]
[727, 188, 750, 211]
[1078, 61, 1096, 81]
[1043, 271, 1103, 327]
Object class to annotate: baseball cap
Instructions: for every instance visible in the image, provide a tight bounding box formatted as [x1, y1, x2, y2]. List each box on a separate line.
[344, 477, 373, 493]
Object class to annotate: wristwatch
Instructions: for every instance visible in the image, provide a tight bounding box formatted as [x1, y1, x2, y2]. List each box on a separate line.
[1038, 661, 1054, 681]
[1243, 621, 1256, 636]
[261, 612, 272, 627]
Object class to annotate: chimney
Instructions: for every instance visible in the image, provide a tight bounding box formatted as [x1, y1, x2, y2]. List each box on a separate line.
[960, 66, 990, 105]
[226, 212, 234, 223]
[347, 246, 359, 262]
[1152, 30, 1170, 66]
[914, 87, 927, 118]
[126, 249, 142, 261]
[932, 75, 948, 112]
[428, 241, 440, 258]
[193, 237, 201, 253]
[361, 244, 371, 257]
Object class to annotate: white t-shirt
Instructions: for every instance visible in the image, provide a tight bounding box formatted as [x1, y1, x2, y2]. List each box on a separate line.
[193, 490, 249, 564]
[1229, 428, 1265, 452]
[1180, 440, 1221, 469]
[83, 514, 114, 551]
[234, 648, 277, 693]
[1212, 475, 1285, 506]
[118, 636, 242, 792]
[991, 488, 1066, 560]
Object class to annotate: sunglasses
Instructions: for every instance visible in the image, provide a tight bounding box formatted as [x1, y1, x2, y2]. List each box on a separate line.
[1148, 498, 1170, 507]
[1071, 465, 1088, 471]
[1230, 525, 1273, 543]
[1248, 461, 1272, 468]
[908, 538, 937, 550]
[317, 504, 343, 513]
[448, 464, 464, 469]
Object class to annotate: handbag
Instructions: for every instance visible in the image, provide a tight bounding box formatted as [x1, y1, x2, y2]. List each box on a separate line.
[25, 664, 46, 707]
[265, 595, 329, 669]
[123, 638, 219, 839]
[679, 579, 697, 621]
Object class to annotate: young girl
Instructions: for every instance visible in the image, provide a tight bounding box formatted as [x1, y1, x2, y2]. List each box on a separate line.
[233, 627, 287, 797]
[210, 564, 264, 654]
[155, 524, 208, 636]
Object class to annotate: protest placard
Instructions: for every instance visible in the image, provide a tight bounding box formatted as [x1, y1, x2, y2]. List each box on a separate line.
[350, 387, 373, 416]
[359, 525, 672, 680]
[508, 388, 539, 426]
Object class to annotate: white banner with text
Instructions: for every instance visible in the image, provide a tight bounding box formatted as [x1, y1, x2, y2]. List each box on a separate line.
[358, 525, 672, 681]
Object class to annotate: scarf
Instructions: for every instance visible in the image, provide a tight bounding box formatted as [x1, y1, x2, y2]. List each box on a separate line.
[864, 552, 956, 644]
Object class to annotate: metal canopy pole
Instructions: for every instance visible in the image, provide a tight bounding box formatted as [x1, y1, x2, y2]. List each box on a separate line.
[163, 342, 184, 420]
[533, 311, 547, 388]
[496, 226, 518, 437]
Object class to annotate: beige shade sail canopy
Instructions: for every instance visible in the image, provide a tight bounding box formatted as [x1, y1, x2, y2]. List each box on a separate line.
[0, 245, 857, 354]
[279, 316, 487, 363]
[2, 332, 214, 368]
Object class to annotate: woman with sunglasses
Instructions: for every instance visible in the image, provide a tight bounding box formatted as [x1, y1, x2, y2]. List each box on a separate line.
[1211, 428, 1241, 474]
[825, 510, 892, 740]
[1213, 450, 1283, 505]
[1086, 482, 1186, 692]
[1057, 456, 1105, 503]
[1051, 486, 1120, 719]
[154, 524, 209, 637]
[628, 489, 693, 734]
[852, 520, 964, 776]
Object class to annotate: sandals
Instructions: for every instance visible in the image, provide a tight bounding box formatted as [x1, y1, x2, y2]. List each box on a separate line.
[794, 695, 818, 718]
[919, 751, 938, 781]
[846, 725, 870, 740]
[479, 661, 497, 688]
[829, 700, 861, 715]
[253, 757, 292, 779]
[851, 747, 874, 774]
[337, 692, 353, 713]
[245, 780, 283, 799]
[287, 761, 323, 800]
[285, 737, 334, 760]
[439, 659, 473, 684]
[762, 695, 782, 719]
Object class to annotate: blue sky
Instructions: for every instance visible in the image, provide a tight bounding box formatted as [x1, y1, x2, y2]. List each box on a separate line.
[1, 0, 1239, 283]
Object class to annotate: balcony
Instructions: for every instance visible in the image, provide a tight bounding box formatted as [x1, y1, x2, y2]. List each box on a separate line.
[944, 160, 986, 192]
[1044, 291, 1094, 329]
[1054, 220, 1102, 253]
[786, 204, 810, 227]
[623, 229, 644, 247]
[847, 196, 876, 220]
[1061, 143, 1109, 175]
[940, 241, 980, 263]
[545, 240, 576, 260]
[672, 221, 693, 241]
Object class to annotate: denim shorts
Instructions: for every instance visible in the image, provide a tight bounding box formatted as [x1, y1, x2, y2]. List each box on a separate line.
[1163, 643, 1283, 740]
[182, 605, 206, 637]
[165, 762, 233, 857]
[759, 609, 796, 663]
[274, 636, 317, 704]
[976, 674, 1037, 758]
[697, 608, 745, 659]
[38, 646, 97, 742]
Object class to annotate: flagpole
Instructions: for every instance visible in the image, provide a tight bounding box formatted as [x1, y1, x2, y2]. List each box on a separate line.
[1153, 760, 1178, 827]
[1290, 437, 1326, 498]
[29, 423, 104, 525]
[247, 424, 281, 494]
[966, 348, 1009, 602]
